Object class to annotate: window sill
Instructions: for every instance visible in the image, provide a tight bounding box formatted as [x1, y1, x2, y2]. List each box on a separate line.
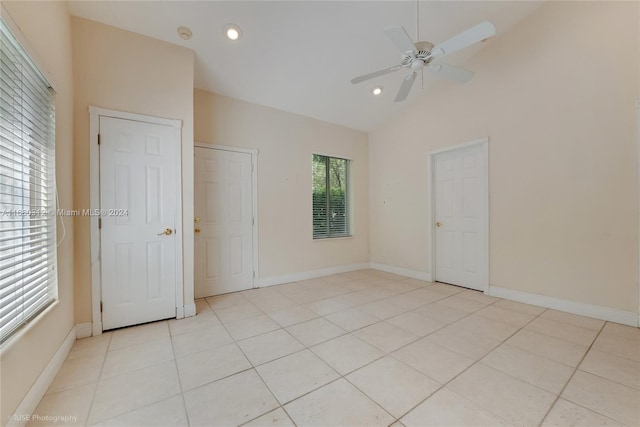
[313, 235, 354, 241]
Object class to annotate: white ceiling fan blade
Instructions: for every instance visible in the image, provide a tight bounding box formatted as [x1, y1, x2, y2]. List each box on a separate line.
[430, 21, 496, 59]
[351, 65, 403, 84]
[427, 63, 475, 83]
[394, 72, 416, 102]
[384, 26, 418, 55]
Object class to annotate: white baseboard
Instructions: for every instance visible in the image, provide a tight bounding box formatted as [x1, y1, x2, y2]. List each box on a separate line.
[488, 286, 639, 327]
[176, 305, 185, 319]
[75, 323, 92, 339]
[369, 262, 433, 282]
[92, 322, 102, 336]
[7, 326, 77, 427]
[256, 262, 370, 288]
[184, 303, 196, 318]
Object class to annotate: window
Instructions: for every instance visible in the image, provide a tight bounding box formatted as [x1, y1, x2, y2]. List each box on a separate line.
[0, 18, 57, 344]
[312, 154, 350, 238]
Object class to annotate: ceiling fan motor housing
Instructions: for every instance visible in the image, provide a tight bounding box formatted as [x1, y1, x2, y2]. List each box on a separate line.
[401, 41, 435, 68]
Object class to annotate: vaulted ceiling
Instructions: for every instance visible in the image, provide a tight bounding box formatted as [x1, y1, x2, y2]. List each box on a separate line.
[67, 1, 542, 131]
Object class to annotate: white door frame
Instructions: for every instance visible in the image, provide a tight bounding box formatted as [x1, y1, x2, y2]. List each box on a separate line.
[89, 106, 184, 335]
[636, 99, 640, 326]
[194, 143, 259, 288]
[427, 137, 489, 293]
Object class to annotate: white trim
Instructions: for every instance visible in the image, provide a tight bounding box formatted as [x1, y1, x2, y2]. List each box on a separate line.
[257, 263, 369, 288]
[426, 155, 435, 283]
[430, 138, 489, 155]
[427, 137, 489, 292]
[251, 151, 259, 286]
[184, 303, 196, 318]
[89, 107, 185, 333]
[89, 111, 101, 335]
[7, 326, 76, 427]
[311, 151, 354, 162]
[88, 106, 181, 128]
[92, 322, 102, 337]
[636, 99, 640, 326]
[194, 143, 259, 291]
[75, 322, 92, 339]
[194, 142, 258, 156]
[172, 125, 185, 318]
[488, 286, 639, 327]
[369, 263, 432, 282]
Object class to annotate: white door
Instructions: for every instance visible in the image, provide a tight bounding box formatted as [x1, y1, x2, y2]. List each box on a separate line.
[434, 142, 487, 291]
[100, 117, 179, 330]
[194, 147, 254, 297]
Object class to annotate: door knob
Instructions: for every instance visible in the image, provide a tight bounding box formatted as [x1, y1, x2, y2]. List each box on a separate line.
[194, 217, 200, 223]
[194, 228, 201, 233]
[436, 222, 442, 227]
[158, 228, 173, 236]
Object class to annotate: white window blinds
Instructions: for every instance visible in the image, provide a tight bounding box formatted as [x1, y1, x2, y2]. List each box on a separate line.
[312, 154, 350, 239]
[0, 18, 57, 344]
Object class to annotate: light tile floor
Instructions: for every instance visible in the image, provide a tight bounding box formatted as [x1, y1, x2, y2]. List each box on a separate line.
[29, 269, 640, 426]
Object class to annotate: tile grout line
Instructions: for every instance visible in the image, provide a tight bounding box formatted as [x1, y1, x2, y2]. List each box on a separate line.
[237, 277, 400, 426]
[52, 272, 636, 427]
[88, 324, 191, 426]
[381, 298, 517, 425]
[246, 284, 494, 425]
[219, 275, 426, 426]
[84, 272, 626, 426]
[385, 299, 549, 425]
[198, 280, 519, 425]
[205, 296, 295, 427]
[536, 321, 610, 427]
[84, 332, 113, 426]
[167, 322, 192, 427]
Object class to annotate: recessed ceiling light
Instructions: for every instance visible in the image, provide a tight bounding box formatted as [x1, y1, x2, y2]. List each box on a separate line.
[372, 86, 383, 96]
[177, 26, 192, 40]
[224, 24, 242, 41]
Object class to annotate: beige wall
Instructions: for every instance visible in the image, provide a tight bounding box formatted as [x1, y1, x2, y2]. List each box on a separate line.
[71, 17, 195, 324]
[0, 1, 75, 422]
[194, 90, 369, 282]
[369, 1, 639, 312]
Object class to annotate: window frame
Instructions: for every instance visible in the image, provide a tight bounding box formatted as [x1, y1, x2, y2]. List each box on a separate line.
[0, 14, 58, 345]
[312, 154, 352, 239]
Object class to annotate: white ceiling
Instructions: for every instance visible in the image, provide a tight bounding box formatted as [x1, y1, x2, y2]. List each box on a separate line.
[67, 1, 542, 131]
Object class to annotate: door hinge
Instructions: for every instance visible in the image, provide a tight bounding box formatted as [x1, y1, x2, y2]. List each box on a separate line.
[98, 218, 102, 229]
[97, 133, 101, 145]
[100, 301, 103, 312]
[252, 217, 255, 226]
[253, 271, 256, 279]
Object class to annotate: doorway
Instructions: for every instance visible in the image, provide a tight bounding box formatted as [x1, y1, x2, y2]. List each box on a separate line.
[429, 138, 489, 291]
[194, 144, 257, 298]
[89, 107, 184, 333]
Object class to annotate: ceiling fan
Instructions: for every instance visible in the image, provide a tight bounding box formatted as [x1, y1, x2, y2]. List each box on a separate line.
[351, 21, 496, 102]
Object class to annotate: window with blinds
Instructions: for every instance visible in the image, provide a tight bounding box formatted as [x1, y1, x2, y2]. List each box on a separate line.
[312, 154, 350, 239]
[0, 18, 57, 344]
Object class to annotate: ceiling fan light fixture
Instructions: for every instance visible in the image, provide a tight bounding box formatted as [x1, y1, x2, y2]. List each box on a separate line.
[372, 86, 383, 96]
[224, 24, 242, 41]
